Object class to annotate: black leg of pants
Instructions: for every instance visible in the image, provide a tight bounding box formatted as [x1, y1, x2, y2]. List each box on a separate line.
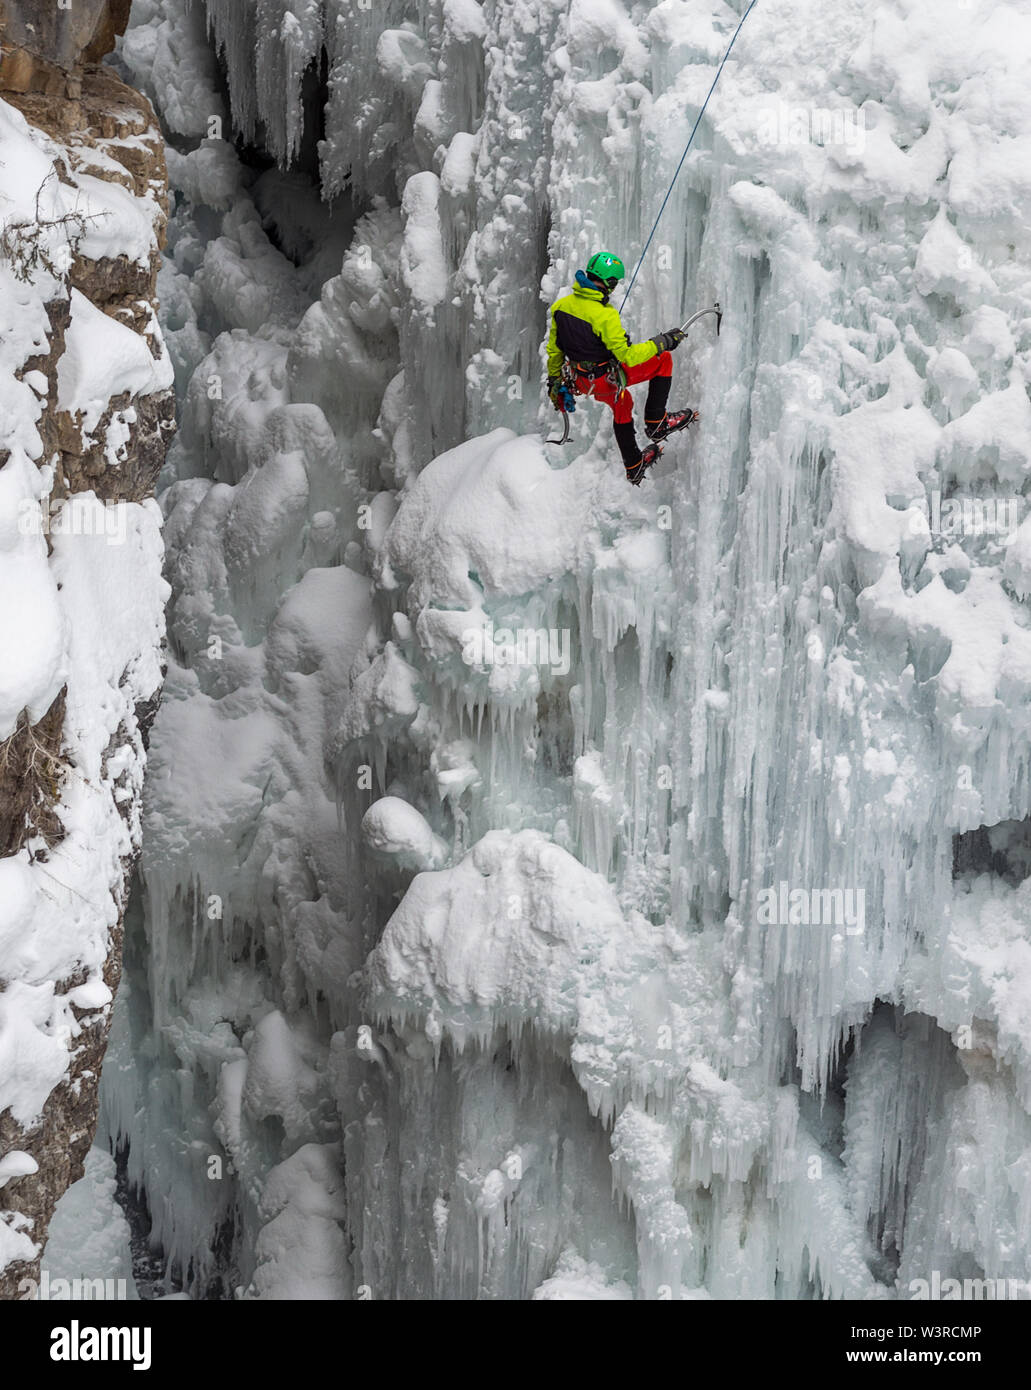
[613, 420, 640, 468]
[644, 373, 672, 425]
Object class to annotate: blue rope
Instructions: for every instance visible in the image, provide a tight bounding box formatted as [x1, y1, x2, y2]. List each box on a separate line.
[620, 0, 759, 311]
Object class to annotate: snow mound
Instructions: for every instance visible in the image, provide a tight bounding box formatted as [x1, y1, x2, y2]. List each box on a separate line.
[369, 828, 644, 1046]
[382, 429, 587, 609]
[45, 1147, 139, 1300]
[361, 796, 448, 870]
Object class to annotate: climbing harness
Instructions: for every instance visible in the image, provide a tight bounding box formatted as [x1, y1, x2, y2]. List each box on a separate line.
[548, 359, 629, 442]
[619, 0, 759, 310]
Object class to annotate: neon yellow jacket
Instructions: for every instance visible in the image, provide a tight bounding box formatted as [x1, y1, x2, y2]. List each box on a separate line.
[546, 278, 658, 377]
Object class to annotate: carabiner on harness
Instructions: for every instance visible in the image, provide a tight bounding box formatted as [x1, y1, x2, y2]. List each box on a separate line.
[547, 363, 577, 444]
[606, 361, 628, 392]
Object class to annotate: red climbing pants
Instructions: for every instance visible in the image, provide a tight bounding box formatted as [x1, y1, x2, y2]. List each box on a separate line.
[574, 351, 673, 423]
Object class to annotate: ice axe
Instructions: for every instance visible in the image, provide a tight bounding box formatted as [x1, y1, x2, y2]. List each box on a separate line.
[547, 410, 571, 445]
[550, 405, 572, 444]
[679, 301, 722, 337]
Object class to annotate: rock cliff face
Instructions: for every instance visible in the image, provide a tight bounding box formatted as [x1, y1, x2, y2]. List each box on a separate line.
[0, 0, 131, 95]
[0, 0, 172, 1298]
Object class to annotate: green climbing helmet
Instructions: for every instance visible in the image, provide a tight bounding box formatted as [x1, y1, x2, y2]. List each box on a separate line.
[586, 251, 625, 285]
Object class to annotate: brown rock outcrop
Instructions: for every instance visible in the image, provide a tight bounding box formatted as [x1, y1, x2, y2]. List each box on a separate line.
[0, 0, 132, 97]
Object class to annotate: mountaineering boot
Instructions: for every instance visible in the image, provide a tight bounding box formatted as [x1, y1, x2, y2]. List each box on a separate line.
[626, 441, 662, 485]
[645, 408, 699, 441]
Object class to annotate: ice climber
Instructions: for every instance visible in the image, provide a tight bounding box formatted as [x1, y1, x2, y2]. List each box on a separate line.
[546, 251, 699, 484]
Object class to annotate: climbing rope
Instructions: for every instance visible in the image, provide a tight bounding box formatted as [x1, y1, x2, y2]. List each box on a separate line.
[620, 0, 759, 310]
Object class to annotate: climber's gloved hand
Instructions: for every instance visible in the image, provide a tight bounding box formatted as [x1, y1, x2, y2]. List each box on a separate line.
[547, 375, 564, 410]
[652, 327, 687, 353]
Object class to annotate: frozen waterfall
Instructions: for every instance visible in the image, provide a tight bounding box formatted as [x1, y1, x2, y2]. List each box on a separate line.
[84, 0, 1031, 1300]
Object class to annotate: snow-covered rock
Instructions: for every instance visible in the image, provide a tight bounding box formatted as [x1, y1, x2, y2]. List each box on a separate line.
[0, 58, 172, 1294]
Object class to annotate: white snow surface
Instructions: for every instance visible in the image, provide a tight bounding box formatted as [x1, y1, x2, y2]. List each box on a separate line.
[0, 495, 167, 1115]
[44, 1147, 139, 1300]
[58, 290, 173, 435]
